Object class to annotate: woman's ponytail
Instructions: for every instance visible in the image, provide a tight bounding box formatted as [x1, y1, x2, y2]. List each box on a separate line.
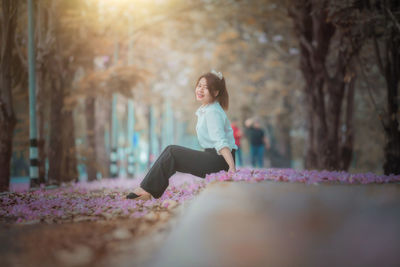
[217, 77, 229, 111]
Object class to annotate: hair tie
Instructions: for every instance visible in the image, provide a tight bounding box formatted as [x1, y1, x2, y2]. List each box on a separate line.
[211, 69, 223, 80]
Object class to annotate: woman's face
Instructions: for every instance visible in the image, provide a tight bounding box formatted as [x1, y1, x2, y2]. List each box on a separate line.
[195, 77, 215, 105]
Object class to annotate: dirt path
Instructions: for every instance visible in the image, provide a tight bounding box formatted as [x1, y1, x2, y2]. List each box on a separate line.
[0, 203, 186, 267]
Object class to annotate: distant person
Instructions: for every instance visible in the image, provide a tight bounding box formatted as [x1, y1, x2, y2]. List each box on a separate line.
[126, 70, 237, 200]
[231, 118, 243, 167]
[245, 118, 270, 168]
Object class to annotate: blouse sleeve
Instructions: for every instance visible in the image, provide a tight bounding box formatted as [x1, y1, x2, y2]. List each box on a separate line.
[205, 109, 230, 155]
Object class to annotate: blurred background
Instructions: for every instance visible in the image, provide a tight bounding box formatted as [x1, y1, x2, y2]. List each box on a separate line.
[1, 0, 398, 191]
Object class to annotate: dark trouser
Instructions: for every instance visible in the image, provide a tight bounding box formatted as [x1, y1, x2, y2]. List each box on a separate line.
[140, 145, 236, 198]
[250, 144, 264, 168]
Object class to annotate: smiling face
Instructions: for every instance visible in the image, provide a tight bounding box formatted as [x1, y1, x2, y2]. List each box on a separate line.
[195, 77, 216, 105]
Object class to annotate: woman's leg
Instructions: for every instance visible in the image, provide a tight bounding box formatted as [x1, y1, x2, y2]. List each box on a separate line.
[140, 145, 234, 198]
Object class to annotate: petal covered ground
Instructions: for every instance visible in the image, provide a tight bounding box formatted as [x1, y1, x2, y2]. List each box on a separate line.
[1, 168, 399, 224]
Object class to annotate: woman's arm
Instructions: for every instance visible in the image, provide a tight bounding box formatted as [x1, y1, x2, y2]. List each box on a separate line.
[204, 109, 236, 172]
[219, 147, 236, 172]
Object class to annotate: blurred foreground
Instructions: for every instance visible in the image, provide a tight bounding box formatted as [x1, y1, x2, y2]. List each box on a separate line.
[1, 169, 399, 266]
[150, 181, 400, 267]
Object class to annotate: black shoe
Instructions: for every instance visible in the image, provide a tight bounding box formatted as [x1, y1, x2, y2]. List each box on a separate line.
[126, 192, 151, 200]
[126, 192, 140, 199]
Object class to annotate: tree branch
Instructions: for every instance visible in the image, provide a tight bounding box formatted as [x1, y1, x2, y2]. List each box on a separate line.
[373, 36, 385, 76]
[385, 7, 400, 33]
[0, 98, 7, 119]
[356, 54, 387, 130]
[14, 33, 27, 68]
[129, 0, 239, 42]
[299, 35, 314, 55]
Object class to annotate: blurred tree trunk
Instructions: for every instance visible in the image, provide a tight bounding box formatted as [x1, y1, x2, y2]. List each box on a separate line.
[375, 2, 400, 175]
[14, 0, 52, 185]
[46, 0, 80, 184]
[85, 95, 97, 181]
[36, 70, 47, 184]
[289, 0, 359, 171]
[96, 96, 110, 178]
[35, 1, 52, 185]
[275, 95, 293, 168]
[14, 0, 51, 184]
[47, 59, 78, 184]
[0, 0, 18, 191]
[382, 49, 400, 175]
[353, 0, 400, 175]
[47, 71, 64, 184]
[339, 73, 355, 170]
[60, 105, 78, 183]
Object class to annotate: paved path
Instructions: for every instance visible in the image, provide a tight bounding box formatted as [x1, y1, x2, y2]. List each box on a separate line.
[146, 181, 400, 267]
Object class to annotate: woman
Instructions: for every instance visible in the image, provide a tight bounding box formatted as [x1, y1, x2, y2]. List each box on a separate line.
[127, 70, 238, 200]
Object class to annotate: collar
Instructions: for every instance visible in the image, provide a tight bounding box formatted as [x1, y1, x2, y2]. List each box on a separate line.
[196, 101, 218, 116]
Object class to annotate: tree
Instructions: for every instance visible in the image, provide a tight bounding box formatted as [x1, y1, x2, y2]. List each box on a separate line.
[288, 0, 362, 171]
[0, 0, 19, 191]
[370, 0, 400, 175]
[338, 0, 400, 174]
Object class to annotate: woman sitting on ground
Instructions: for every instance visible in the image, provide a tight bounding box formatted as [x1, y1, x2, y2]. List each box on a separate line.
[127, 70, 238, 200]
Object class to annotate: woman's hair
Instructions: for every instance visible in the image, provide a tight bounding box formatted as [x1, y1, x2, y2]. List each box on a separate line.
[195, 72, 229, 110]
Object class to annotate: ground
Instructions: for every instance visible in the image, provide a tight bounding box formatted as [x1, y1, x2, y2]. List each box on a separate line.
[1, 168, 399, 267]
[1, 208, 180, 267]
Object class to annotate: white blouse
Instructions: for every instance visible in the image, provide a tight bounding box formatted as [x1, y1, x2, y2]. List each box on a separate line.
[195, 101, 238, 155]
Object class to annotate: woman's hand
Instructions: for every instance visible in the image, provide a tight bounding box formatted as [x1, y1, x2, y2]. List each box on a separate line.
[219, 147, 236, 173]
[226, 165, 236, 181]
[228, 166, 236, 173]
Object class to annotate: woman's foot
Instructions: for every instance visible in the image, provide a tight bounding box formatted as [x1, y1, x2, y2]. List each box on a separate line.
[126, 187, 151, 200]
